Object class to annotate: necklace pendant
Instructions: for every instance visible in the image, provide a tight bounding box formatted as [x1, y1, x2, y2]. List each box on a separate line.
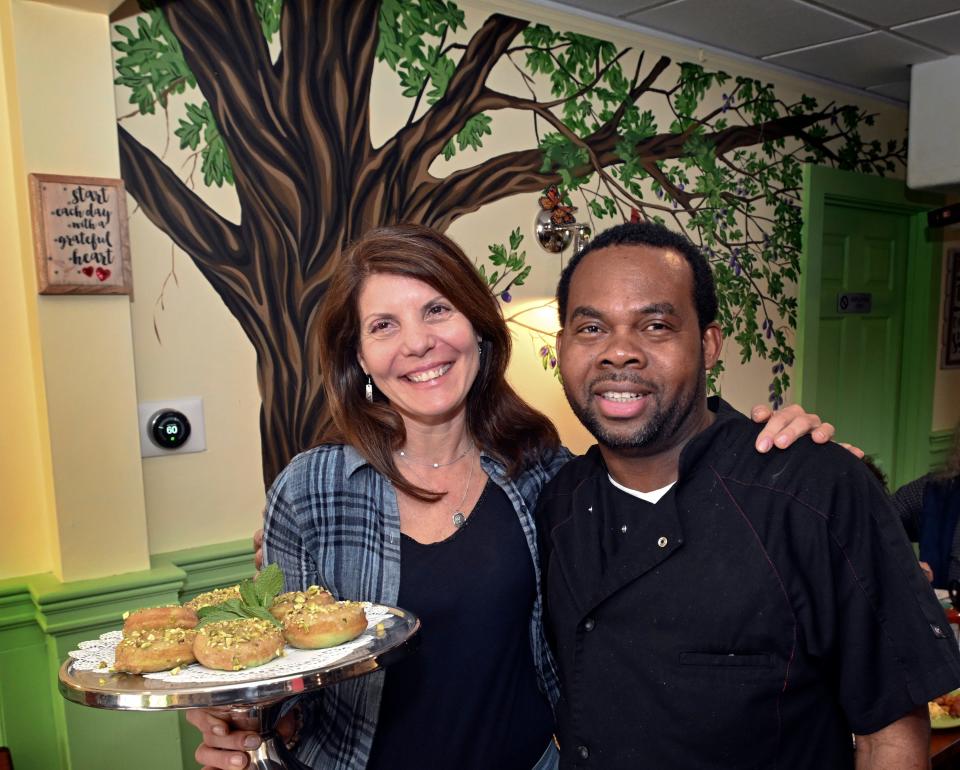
[452, 511, 466, 529]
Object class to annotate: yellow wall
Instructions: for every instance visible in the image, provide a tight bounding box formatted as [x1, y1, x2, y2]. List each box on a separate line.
[3, 0, 149, 581]
[0, 0, 59, 578]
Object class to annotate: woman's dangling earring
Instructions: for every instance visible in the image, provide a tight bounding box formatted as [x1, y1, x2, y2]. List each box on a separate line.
[365, 376, 373, 403]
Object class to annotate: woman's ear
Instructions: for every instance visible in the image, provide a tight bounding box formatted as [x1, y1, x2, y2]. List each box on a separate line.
[357, 353, 368, 376]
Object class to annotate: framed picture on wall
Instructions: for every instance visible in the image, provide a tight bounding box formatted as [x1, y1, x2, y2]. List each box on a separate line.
[944, 248, 960, 369]
[28, 173, 132, 296]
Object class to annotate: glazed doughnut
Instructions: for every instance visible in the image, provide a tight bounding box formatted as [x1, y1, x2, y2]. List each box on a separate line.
[193, 618, 284, 671]
[183, 585, 242, 611]
[122, 605, 198, 635]
[114, 627, 197, 674]
[269, 585, 335, 622]
[282, 601, 368, 649]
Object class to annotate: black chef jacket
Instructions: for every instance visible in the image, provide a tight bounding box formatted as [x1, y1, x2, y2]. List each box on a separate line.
[537, 397, 960, 769]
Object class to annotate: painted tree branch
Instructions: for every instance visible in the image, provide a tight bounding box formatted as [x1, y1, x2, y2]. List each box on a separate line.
[118, 125, 244, 276]
[402, 14, 528, 168]
[419, 108, 830, 228]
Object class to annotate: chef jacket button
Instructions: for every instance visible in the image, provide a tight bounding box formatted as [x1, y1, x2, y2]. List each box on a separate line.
[577, 745, 590, 760]
[583, 617, 595, 632]
[657, 536, 668, 548]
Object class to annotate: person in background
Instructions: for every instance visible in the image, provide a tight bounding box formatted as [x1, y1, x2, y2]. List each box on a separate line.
[537, 221, 960, 769]
[893, 422, 960, 588]
[189, 224, 839, 770]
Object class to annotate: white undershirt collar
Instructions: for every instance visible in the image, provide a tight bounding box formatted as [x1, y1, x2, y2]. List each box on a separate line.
[607, 474, 676, 504]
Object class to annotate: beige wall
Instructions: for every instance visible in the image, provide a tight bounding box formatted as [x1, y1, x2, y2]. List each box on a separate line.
[448, 0, 912, 439]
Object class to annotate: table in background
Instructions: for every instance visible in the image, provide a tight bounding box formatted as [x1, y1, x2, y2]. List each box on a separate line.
[932, 727, 960, 769]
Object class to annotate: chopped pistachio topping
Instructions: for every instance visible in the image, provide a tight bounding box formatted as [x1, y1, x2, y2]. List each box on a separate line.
[285, 601, 365, 630]
[273, 585, 332, 606]
[187, 586, 242, 609]
[197, 619, 280, 649]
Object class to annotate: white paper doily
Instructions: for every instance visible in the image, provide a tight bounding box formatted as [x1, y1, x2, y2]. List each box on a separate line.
[68, 604, 394, 683]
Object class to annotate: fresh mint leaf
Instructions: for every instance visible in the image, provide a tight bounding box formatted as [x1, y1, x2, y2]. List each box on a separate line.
[254, 563, 284, 604]
[196, 602, 246, 627]
[239, 580, 260, 609]
[246, 605, 282, 627]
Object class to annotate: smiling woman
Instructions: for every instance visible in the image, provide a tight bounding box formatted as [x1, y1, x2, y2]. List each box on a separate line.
[191, 224, 569, 770]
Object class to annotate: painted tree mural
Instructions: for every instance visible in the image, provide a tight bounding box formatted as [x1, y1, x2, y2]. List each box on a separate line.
[113, 0, 904, 486]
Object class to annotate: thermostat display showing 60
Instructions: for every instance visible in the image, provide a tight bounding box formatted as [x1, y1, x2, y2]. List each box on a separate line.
[149, 409, 191, 449]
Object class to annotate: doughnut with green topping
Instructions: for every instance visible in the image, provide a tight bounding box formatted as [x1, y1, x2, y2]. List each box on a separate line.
[282, 601, 368, 649]
[193, 618, 284, 671]
[122, 605, 198, 635]
[114, 627, 197, 673]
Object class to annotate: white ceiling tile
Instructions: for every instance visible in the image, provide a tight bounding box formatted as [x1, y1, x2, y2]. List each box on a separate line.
[551, 0, 673, 15]
[623, 0, 869, 57]
[894, 11, 960, 54]
[765, 31, 942, 87]
[864, 81, 911, 101]
[801, 0, 960, 27]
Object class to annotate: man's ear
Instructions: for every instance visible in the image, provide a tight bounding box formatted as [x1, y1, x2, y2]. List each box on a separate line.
[702, 322, 722, 369]
[555, 328, 564, 356]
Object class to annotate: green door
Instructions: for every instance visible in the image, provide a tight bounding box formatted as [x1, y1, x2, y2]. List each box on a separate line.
[814, 202, 910, 480]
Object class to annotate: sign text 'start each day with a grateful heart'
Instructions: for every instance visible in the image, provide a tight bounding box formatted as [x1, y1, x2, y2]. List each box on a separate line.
[28, 173, 132, 296]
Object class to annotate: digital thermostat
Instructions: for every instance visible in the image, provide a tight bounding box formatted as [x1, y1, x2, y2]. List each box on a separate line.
[138, 397, 206, 458]
[149, 409, 191, 449]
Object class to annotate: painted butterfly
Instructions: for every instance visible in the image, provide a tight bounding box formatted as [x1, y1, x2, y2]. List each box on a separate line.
[538, 185, 576, 226]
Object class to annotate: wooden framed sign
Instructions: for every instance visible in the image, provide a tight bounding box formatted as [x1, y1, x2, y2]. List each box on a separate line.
[28, 173, 132, 295]
[943, 247, 960, 369]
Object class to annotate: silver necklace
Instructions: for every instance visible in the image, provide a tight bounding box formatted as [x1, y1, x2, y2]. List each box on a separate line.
[398, 450, 476, 529]
[397, 444, 472, 469]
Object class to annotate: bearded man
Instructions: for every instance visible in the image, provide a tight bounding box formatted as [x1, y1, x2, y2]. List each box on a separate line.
[537, 221, 960, 769]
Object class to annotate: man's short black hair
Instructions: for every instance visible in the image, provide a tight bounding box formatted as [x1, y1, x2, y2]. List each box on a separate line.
[556, 221, 718, 331]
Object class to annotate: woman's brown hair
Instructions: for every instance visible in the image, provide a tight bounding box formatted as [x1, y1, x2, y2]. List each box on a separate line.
[316, 223, 560, 501]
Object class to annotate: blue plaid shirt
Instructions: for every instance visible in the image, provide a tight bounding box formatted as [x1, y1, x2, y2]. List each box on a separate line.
[262, 442, 570, 769]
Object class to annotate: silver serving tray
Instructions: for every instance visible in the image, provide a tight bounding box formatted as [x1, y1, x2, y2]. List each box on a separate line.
[59, 605, 419, 711]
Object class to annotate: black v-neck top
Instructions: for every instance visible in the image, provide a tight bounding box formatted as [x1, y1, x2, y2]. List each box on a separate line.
[366, 479, 553, 769]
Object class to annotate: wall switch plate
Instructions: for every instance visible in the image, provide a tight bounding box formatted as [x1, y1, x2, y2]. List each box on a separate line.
[138, 397, 207, 458]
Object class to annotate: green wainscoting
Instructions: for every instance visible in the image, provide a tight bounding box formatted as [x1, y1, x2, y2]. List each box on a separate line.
[0, 580, 59, 770]
[0, 540, 254, 770]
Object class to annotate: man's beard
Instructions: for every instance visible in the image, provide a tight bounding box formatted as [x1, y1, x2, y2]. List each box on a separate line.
[564, 366, 705, 452]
